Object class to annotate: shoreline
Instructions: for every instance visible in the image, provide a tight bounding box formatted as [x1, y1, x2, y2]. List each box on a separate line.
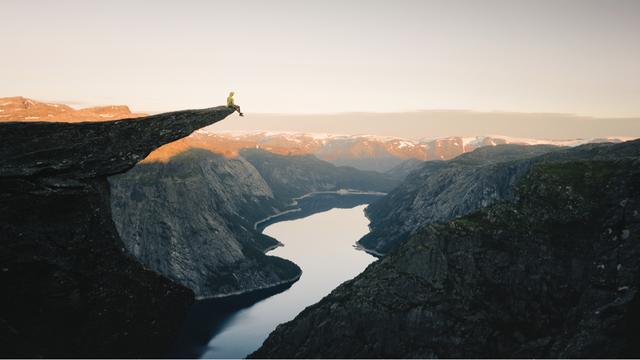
[195, 271, 302, 300]
[262, 242, 284, 253]
[199, 191, 385, 300]
[254, 208, 302, 230]
[175, 203, 381, 358]
[353, 242, 385, 258]
[253, 189, 387, 230]
[355, 205, 386, 258]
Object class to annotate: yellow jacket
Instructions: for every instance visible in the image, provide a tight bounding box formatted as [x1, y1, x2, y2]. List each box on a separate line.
[227, 94, 235, 107]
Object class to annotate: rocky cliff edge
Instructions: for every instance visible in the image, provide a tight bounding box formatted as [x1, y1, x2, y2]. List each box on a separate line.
[0, 106, 234, 357]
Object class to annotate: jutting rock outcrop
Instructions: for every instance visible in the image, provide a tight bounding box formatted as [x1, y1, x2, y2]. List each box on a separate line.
[0, 106, 233, 357]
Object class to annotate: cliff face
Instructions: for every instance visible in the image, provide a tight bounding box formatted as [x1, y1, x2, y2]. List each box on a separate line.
[0, 106, 233, 357]
[360, 145, 560, 255]
[252, 140, 640, 358]
[109, 148, 397, 298]
[109, 149, 300, 298]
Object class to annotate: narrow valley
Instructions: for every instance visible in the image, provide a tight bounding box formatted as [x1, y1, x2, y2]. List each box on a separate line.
[172, 204, 376, 358]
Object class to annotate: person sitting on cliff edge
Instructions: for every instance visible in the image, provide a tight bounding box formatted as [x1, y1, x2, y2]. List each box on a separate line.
[227, 91, 244, 117]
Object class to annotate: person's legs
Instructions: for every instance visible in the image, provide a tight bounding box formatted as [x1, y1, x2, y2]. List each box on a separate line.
[234, 105, 244, 116]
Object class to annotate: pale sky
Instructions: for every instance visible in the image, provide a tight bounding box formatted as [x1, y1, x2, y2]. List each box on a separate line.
[2, 0, 639, 120]
[207, 111, 640, 140]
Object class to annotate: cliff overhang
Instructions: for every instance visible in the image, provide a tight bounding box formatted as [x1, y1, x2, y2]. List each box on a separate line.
[0, 106, 234, 357]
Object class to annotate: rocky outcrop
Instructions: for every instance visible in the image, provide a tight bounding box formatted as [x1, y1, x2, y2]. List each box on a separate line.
[359, 145, 560, 254]
[109, 147, 397, 298]
[0, 106, 233, 357]
[252, 139, 640, 358]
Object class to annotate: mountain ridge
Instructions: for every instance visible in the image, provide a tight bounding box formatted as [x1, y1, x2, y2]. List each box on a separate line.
[252, 139, 640, 358]
[360, 140, 640, 255]
[172, 130, 632, 172]
[2, 97, 632, 172]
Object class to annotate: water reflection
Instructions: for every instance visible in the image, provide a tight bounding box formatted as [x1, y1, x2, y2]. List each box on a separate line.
[172, 205, 375, 359]
[170, 282, 294, 358]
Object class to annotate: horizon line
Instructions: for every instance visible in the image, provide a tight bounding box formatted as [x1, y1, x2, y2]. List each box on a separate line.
[4, 95, 640, 119]
[144, 108, 640, 120]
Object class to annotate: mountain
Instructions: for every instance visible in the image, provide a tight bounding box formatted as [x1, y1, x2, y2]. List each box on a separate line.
[385, 158, 426, 181]
[251, 139, 640, 358]
[359, 144, 562, 255]
[0, 106, 233, 357]
[109, 147, 398, 298]
[240, 148, 398, 200]
[190, 130, 632, 172]
[0, 96, 146, 122]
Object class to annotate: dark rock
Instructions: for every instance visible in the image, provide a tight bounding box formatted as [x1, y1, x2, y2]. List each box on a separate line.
[252, 140, 640, 358]
[360, 144, 561, 255]
[1, 107, 232, 179]
[0, 106, 233, 357]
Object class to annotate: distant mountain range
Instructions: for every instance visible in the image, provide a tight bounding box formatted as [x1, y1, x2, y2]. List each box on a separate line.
[2, 97, 634, 172]
[187, 130, 631, 172]
[0, 96, 145, 122]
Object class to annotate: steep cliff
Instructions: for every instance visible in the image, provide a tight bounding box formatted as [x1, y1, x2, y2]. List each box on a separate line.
[0, 106, 233, 357]
[252, 139, 640, 358]
[109, 149, 300, 298]
[109, 148, 397, 298]
[359, 145, 560, 255]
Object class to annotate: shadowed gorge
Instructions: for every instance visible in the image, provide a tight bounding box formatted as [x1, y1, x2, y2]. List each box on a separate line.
[0, 106, 234, 357]
[109, 147, 397, 299]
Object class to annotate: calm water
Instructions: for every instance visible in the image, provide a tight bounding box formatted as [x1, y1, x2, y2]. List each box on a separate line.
[174, 205, 375, 359]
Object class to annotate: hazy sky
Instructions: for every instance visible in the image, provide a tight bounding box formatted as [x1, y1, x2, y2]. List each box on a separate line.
[207, 111, 640, 140]
[2, 0, 639, 119]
